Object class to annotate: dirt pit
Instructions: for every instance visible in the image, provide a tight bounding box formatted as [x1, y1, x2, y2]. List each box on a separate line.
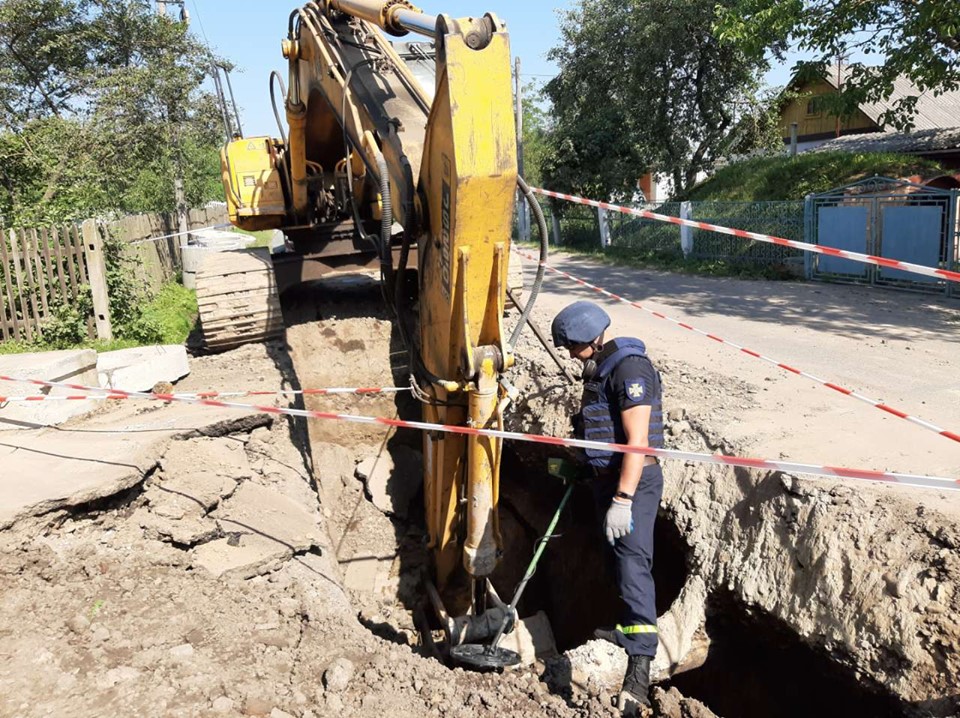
[1, 274, 958, 718]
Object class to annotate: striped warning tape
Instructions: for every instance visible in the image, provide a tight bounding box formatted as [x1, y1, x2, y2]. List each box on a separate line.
[0, 386, 410, 403]
[515, 249, 960, 447]
[0, 374, 956, 493]
[533, 187, 960, 284]
[128, 223, 234, 246]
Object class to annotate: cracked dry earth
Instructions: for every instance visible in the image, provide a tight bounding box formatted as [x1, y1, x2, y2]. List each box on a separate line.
[0, 337, 714, 718]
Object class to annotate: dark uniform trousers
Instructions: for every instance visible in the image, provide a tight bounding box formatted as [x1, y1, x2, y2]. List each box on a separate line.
[593, 462, 664, 657]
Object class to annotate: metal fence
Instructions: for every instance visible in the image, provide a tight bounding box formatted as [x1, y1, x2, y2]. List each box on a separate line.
[530, 198, 806, 269]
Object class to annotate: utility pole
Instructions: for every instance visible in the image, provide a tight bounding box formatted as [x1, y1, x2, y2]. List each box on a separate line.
[514, 57, 530, 243]
[156, 1, 190, 243]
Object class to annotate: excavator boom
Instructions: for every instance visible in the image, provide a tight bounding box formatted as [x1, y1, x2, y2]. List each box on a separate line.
[208, 0, 528, 624]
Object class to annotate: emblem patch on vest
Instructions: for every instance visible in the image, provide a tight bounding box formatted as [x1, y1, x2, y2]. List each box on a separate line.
[625, 379, 646, 401]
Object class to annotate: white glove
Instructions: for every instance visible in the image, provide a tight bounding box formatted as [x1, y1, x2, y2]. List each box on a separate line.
[604, 497, 634, 545]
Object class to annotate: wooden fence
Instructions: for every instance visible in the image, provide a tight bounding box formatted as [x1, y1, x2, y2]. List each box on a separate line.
[0, 205, 228, 343]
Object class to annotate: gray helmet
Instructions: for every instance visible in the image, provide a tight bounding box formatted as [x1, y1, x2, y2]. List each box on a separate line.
[551, 301, 610, 348]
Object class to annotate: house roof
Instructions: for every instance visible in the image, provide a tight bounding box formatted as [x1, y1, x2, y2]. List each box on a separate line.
[792, 65, 960, 132]
[809, 125, 960, 155]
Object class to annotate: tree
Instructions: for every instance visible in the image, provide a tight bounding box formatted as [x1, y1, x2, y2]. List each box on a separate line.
[519, 82, 550, 188]
[716, 0, 960, 130]
[0, 0, 224, 226]
[541, 0, 770, 201]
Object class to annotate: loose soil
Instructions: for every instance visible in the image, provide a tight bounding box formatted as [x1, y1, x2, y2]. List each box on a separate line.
[1, 262, 958, 718]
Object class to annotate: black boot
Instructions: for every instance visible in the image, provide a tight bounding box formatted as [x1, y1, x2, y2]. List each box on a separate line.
[618, 654, 651, 714]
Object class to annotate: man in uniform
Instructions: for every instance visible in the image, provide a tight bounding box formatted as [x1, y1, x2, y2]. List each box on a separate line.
[551, 300, 664, 714]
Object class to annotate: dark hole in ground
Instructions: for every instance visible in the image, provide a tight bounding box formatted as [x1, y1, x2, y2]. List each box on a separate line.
[667, 589, 906, 718]
[494, 447, 690, 652]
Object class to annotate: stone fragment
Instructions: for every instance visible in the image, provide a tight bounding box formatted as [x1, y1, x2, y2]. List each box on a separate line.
[323, 657, 355, 692]
[211, 696, 234, 713]
[98, 345, 189, 392]
[242, 697, 272, 716]
[191, 534, 292, 580]
[355, 445, 422, 519]
[168, 643, 195, 660]
[270, 710, 295, 718]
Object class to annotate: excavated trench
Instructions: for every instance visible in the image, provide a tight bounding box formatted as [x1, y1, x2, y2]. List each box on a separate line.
[280, 277, 931, 718]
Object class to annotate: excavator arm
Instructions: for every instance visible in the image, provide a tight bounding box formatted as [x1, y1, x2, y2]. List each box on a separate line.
[218, 0, 520, 620]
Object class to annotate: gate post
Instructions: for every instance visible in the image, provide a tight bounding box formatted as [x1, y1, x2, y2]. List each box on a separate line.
[598, 206, 612, 248]
[680, 201, 693, 257]
[803, 194, 814, 279]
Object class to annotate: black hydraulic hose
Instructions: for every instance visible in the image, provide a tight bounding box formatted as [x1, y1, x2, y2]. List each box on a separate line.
[509, 175, 549, 348]
[269, 71, 294, 212]
[269, 71, 289, 149]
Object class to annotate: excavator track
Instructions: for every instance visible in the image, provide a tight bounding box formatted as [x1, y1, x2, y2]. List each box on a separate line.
[196, 248, 284, 352]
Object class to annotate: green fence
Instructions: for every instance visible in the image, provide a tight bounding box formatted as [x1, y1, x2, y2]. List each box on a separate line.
[527, 198, 806, 269]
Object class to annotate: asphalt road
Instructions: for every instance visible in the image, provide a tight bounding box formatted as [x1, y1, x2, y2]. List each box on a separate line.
[523, 252, 960, 481]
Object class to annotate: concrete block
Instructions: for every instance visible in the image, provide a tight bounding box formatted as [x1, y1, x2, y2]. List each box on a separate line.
[98, 345, 189, 392]
[0, 349, 99, 429]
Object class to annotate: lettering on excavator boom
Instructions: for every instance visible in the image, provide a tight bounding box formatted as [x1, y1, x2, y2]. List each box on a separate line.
[440, 155, 452, 300]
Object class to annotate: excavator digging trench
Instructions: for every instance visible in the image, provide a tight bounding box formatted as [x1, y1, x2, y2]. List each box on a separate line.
[276, 277, 915, 718]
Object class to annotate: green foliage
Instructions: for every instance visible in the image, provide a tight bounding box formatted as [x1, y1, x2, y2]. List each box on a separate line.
[0, 0, 225, 226]
[716, 0, 960, 130]
[681, 152, 943, 201]
[519, 82, 549, 187]
[41, 286, 93, 349]
[542, 0, 771, 201]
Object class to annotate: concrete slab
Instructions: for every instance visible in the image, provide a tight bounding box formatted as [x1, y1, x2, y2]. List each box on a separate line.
[191, 534, 293, 580]
[343, 556, 385, 592]
[0, 402, 269, 530]
[161, 437, 253, 484]
[355, 445, 422, 519]
[190, 481, 322, 579]
[213, 481, 321, 550]
[97, 345, 190, 392]
[0, 349, 99, 429]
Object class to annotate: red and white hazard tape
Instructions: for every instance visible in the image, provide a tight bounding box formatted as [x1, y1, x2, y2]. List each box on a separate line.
[128, 223, 234, 246]
[0, 386, 410, 404]
[515, 249, 960, 447]
[533, 187, 960, 285]
[1, 374, 956, 493]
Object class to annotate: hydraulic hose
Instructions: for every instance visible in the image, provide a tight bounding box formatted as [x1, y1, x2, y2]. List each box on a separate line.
[376, 152, 394, 291]
[508, 175, 549, 348]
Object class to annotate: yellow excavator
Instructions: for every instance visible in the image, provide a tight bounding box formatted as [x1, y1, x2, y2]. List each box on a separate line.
[202, 0, 548, 667]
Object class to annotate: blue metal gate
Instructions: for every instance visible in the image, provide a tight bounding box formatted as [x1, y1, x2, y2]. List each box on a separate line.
[805, 177, 959, 297]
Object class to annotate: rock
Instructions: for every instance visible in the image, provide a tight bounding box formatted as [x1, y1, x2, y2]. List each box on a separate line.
[242, 697, 273, 716]
[168, 643, 195, 660]
[97, 344, 189, 392]
[270, 710, 295, 718]
[667, 408, 686, 422]
[211, 697, 234, 713]
[95, 666, 140, 689]
[66, 614, 90, 634]
[355, 445, 422, 519]
[323, 657, 355, 692]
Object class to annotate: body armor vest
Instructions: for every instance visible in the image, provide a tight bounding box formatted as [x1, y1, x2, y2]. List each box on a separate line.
[579, 338, 663, 472]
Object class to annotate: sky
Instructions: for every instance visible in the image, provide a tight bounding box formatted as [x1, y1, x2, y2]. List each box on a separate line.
[184, 0, 857, 138]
